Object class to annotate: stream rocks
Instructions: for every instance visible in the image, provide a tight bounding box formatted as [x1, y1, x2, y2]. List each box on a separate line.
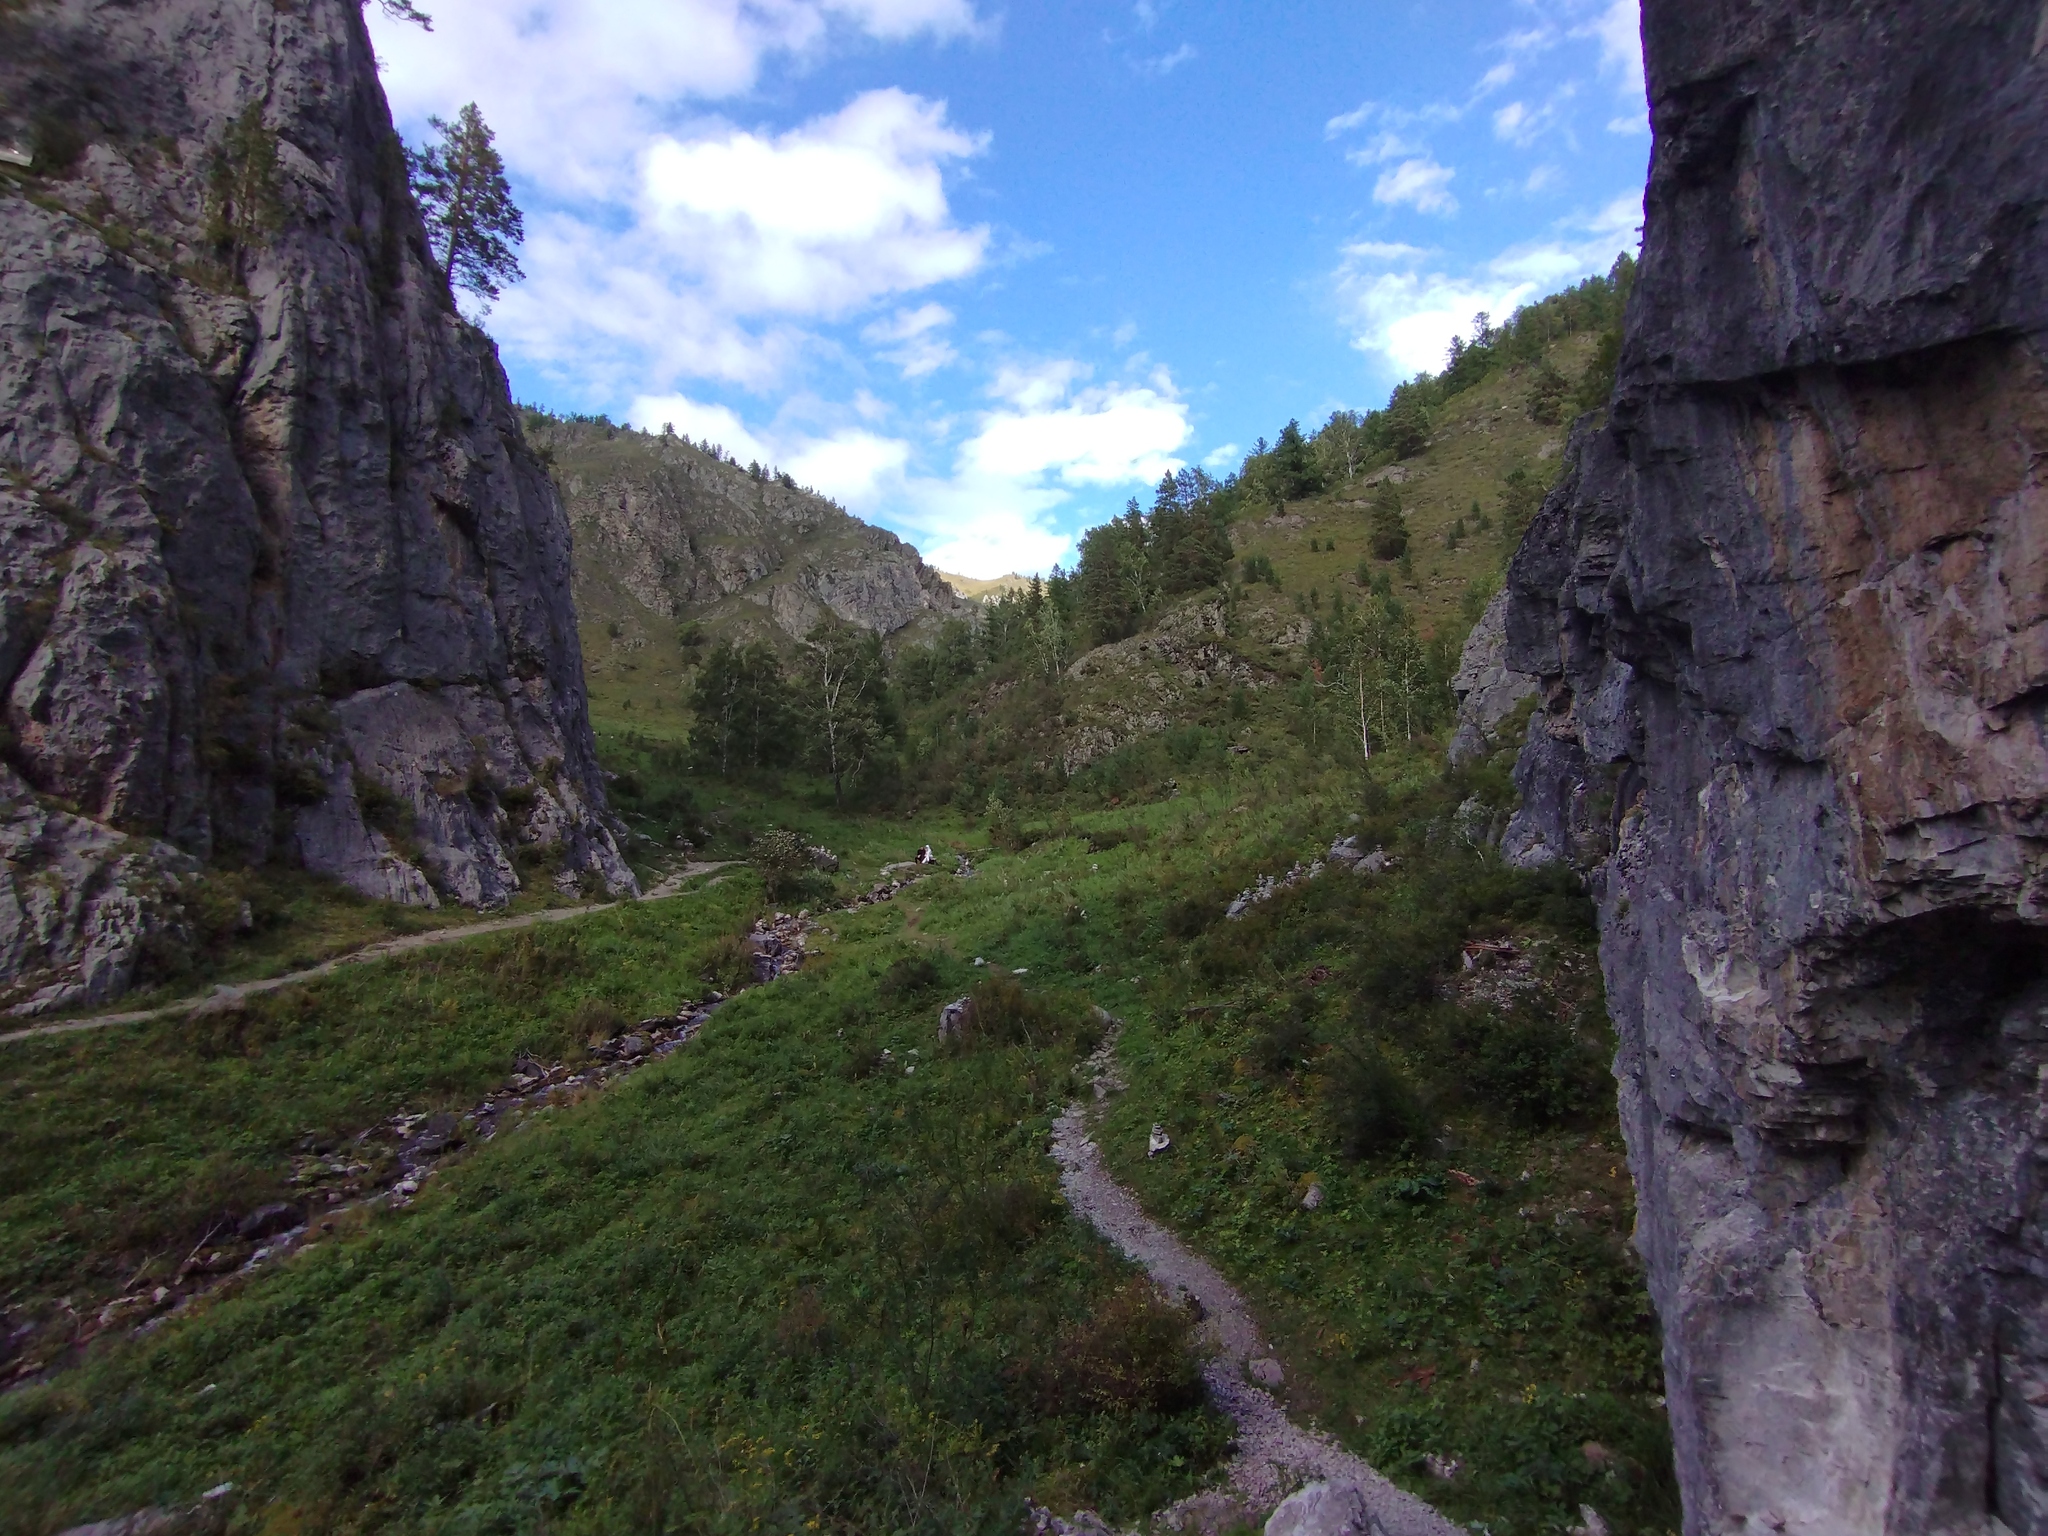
[1503, 4, 2048, 1532]
[0, 0, 634, 1010]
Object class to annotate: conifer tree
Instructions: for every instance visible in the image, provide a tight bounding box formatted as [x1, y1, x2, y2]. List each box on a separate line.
[408, 103, 524, 302]
[1368, 483, 1409, 561]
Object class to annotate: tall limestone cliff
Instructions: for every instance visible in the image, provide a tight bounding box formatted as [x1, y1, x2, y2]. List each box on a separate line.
[0, 0, 634, 1012]
[1503, 2, 2048, 1531]
[529, 415, 974, 654]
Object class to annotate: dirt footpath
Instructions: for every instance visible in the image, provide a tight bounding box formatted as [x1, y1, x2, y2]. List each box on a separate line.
[0, 863, 737, 1046]
[1050, 1025, 1463, 1536]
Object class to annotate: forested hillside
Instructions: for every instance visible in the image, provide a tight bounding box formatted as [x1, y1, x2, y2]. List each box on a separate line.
[529, 413, 974, 738]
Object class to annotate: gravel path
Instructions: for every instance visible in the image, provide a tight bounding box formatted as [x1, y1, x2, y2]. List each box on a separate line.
[1050, 1026, 1464, 1536]
[0, 862, 738, 1046]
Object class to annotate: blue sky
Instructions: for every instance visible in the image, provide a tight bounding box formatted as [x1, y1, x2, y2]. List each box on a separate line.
[370, 0, 1648, 576]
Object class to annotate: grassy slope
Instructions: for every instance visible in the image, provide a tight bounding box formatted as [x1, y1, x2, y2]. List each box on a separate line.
[0, 340, 1676, 1536]
[1, 868, 1231, 1534]
[1233, 337, 1592, 642]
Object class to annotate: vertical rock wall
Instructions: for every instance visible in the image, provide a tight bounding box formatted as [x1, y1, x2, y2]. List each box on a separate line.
[1506, 2, 2048, 1531]
[0, 0, 634, 1011]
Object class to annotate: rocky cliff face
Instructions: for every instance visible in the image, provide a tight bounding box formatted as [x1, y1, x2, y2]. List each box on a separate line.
[1504, 3, 2048, 1532]
[0, 0, 634, 1011]
[531, 416, 974, 653]
[1447, 590, 1537, 768]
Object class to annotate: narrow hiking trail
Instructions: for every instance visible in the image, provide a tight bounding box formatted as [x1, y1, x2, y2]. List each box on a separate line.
[0, 862, 739, 1046]
[1051, 1025, 1464, 1536]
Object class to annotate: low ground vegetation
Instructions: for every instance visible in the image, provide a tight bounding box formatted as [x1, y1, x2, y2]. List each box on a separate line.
[0, 292, 1674, 1533]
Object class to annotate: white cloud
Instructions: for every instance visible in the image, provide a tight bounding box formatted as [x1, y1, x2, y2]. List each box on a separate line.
[370, 0, 982, 200]
[1343, 240, 1430, 262]
[1336, 192, 1642, 376]
[1138, 43, 1197, 75]
[1345, 131, 1425, 168]
[642, 91, 990, 318]
[1374, 158, 1459, 216]
[1493, 101, 1531, 142]
[369, 5, 993, 401]
[636, 363, 1195, 578]
[627, 393, 773, 464]
[964, 381, 1189, 487]
[1607, 113, 1649, 135]
[453, 89, 992, 401]
[489, 213, 805, 394]
[863, 303, 960, 378]
[891, 371, 1194, 574]
[988, 359, 1092, 411]
[1588, 0, 1645, 99]
[787, 430, 914, 502]
[1202, 442, 1241, 469]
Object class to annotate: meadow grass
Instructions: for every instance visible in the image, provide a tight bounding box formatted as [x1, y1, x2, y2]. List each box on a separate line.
[1, 880, 1230, 1534]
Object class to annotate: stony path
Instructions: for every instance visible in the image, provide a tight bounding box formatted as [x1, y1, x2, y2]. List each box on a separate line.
[1050, 1026, 1464, 1536]
[0, 862, 738, 1046]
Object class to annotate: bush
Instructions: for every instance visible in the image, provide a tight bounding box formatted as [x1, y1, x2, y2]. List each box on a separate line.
[750, 829, 813, 901]
[570, 997, 625, 1043]
[1250, 1004, 1318, 1078]
[1323, 1043, 1430, 1159]
[698, 930, 755, 994]
[985, 795, 1027, 853]
[1027, 1278, 1205, 1415]
[952, 976, 1067, 1050]
[879, 953, 942, 1002]
[1460, 1006, 1606, 1128]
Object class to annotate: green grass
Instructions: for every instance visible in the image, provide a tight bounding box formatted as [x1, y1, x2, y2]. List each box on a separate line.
[1, 880, 1230, 1534]
[1, 880, 760, 1358]
[0, 332, 1675, 1533]
[1, 725, 1676, 1534]
[33, 863, 604, 1026]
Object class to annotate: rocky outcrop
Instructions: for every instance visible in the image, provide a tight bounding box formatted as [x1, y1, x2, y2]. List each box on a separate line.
[0, 0, 634, 1007]
[1060, 599, 1258, 773]
[1503, 4, 2048, 1532]
[1447, 590, 1536, 767]
[533, 416, 973, 650]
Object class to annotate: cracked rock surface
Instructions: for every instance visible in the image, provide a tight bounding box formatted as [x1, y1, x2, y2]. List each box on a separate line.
[0, 0, 634, 1008]
[1504, 3, 2048, 1532]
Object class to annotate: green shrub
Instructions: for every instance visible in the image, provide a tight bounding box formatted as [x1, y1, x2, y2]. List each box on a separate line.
[1459, 1005, 1607, 1128]
[1322, 1043, 1430, 1159]
[569, 997, 625, 1043]
[878, 952, 942, 1002]
[750, 828, 812, 901]
[1026, 1277, 1206, 1416]
[698, 930, 755, 994]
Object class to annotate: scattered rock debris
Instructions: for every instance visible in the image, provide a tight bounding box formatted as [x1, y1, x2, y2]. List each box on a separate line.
[1225, 836, 1395, 920]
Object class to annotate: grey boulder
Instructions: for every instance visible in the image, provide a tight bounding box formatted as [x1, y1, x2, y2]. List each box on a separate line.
[1264, 1482, 1386, 1536]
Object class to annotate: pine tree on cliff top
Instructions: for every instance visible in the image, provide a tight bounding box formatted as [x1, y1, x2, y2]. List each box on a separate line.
[409, 103, 524, 303]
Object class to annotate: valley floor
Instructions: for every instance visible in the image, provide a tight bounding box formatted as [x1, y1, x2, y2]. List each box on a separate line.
[1, 739, 1678, 1536]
